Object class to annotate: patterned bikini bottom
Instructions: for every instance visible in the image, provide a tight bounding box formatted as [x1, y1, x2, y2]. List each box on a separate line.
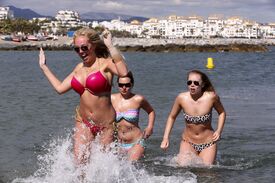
[120, 138, 146, 151]
[183, 139, 215, 152]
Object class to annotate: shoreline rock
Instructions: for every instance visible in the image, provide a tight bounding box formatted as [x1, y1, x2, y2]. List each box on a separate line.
[0, 37, 274, 52]
[118, 44, 268, 52]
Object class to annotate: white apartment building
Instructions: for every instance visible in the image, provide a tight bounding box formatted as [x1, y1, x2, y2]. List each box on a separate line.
[39, 10, 91, 34]
[220, 17, 260, 38]
[203, 15, 224, 37]
[102, 15, 274, 39]
[28, 9, 274, 39]
[185, 15, 204, 37]
[159, 15, 187, 39]
[142, 18, 160, 38]
[158, 15, 206, 39]
[55, 10, 83, 28]
[110, 19, 126, 31]
[220, 16, 245, 38]
[90, 21, 99, 28]
[99, 19, 126, 31]
[0, 7, 14, 20]
[243, 21, 260, 38]
[125, 20, 143, 37]
[259, 23, 275, 38]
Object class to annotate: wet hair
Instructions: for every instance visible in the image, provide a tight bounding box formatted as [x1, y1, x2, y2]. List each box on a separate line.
[117, 71, 134, 86]
[187, 70, 215, 92]
[73, 27, 109, 58]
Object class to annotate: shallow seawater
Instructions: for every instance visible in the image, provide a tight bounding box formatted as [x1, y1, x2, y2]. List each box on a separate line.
[1, 48, 275, 182]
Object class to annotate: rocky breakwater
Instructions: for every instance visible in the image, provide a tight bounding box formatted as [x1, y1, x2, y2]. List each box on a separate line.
[0, 36, 73, 51]
[113, 38, 274, 52]
[1, 36, 274, 52]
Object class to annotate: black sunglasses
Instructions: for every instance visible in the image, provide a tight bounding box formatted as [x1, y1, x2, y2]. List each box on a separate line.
[187, 80, 200, 86]
[73, 45, 89, 53]
[118, 83, 131, 88]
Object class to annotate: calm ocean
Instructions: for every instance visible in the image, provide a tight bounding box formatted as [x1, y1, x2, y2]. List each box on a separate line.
[0, 48, 275, 183]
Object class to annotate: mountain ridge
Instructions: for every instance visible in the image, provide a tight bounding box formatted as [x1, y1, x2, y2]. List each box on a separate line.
[8, 5, 50, 19]
[7, 6, 148, 22]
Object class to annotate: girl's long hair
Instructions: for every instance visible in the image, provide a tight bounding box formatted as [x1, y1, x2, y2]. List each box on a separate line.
[188, 70, 215, 92]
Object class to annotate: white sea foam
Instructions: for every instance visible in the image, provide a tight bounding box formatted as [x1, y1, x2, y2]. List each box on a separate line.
[12, 135, 197, 183]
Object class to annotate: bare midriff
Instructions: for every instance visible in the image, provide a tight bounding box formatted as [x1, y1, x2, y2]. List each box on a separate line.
[78, 93, 115, 128]
[182, 122, 214, 144]
[117, 120, 143, 144]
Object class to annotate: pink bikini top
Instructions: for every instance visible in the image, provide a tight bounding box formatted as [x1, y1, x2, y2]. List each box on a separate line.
[71, 71, 111, 95]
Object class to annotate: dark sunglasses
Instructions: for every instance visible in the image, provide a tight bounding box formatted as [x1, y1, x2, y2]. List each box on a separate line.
[73, 45, 89, 53]
[187, 80, 200, 86]
[118, 83, 131, 88]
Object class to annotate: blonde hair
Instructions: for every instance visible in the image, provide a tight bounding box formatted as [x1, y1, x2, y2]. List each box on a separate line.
[73, 27, 109, 58]
[73, 27, 101, 44]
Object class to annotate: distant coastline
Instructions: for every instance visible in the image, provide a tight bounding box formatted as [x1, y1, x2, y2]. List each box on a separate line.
[1, 37, 274, 52]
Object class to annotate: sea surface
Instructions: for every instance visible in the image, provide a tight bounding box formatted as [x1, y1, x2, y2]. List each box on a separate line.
[0, 48, 275, 183]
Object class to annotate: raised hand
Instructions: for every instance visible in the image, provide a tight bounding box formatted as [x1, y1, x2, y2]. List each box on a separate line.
[39, 47, 46, 68]
[102, 29, 113, 48]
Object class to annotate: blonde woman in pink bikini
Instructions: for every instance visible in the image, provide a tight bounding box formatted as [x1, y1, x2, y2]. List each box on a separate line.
[39, 28, 128, 164]
[161, 70, 226, 165]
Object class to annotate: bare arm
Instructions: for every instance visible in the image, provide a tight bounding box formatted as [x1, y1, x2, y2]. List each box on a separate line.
[39, 47, 79, 94]
[102, 29, 128, 77]
[212, 95, 226, 142]
[160, 95, 182, 150]
[140, 96, 155, 139]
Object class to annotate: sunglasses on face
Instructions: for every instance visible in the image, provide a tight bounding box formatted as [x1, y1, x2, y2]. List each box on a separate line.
[73, 45, 89, 53]
[187, 80, 200, 86]
[118, 83, 131, 88]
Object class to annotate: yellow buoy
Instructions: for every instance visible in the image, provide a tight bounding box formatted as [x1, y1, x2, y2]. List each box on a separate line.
[206, 57, 215, 69]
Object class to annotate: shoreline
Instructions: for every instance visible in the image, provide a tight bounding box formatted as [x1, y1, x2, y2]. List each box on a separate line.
[1, 37, 274, 52]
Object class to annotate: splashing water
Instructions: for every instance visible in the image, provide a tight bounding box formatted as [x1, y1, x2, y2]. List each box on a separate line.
[12, 134, 197, 183]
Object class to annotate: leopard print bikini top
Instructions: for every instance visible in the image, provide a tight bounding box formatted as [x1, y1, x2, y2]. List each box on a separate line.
[183, 112, 212, 124]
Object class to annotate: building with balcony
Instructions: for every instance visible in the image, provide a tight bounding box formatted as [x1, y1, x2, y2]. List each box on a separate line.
[55, 10, 83, 29]
[0, 7, 14, 20]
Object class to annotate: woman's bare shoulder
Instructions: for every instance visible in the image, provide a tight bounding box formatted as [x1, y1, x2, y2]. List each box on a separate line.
[205, 91, 219, 101]
[177, 92, 189, 99]
[111, 93, 120, 99]
[133, 94, 145, 102]
[74, 62, 83, 71]
[101, 57, 113, 65]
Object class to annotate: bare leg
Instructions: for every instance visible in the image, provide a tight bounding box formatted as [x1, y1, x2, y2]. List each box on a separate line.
[74, 121, 94, 165]
[99, 127, 114, 146]
[128, 144, 145, 161]
[177, 140, 198, 166]
[199, 143, 217, 165]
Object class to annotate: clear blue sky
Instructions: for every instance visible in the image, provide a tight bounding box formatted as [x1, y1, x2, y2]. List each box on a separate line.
[1, 0, 275, 23]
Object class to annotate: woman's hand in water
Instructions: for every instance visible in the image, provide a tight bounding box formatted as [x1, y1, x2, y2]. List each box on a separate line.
[160, 138, 169, 150]
[39, 47, 46, 69]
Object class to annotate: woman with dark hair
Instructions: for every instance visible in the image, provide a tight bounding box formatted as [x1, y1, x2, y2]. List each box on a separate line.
[39, 28, 128, 164]
[160, 70, 226, 165]
[111, 71, 155, 161]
